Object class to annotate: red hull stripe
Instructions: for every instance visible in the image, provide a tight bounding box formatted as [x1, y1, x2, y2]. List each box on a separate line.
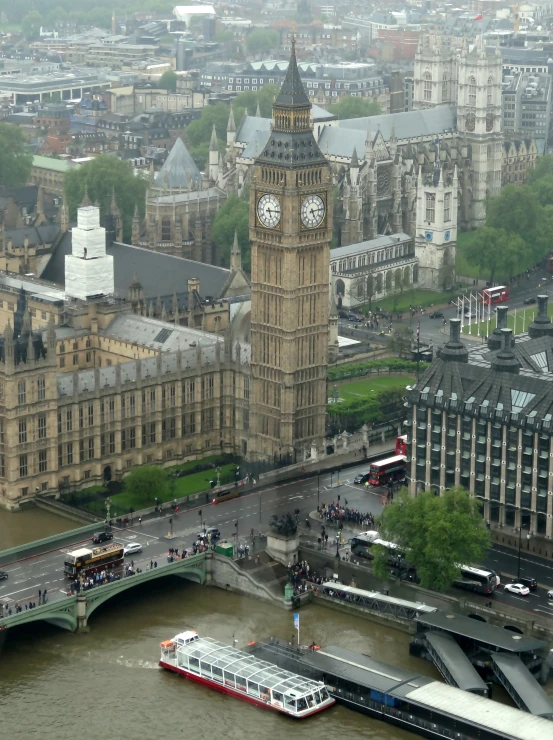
[159, 661, 334, 718]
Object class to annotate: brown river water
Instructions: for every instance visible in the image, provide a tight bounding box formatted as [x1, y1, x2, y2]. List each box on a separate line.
[1, 507, 552, 740]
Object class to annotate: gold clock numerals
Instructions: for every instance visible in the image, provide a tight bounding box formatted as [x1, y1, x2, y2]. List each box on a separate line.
[257, 194, 281, 228]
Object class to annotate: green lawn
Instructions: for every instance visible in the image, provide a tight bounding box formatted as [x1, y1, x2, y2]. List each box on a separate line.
[363, 289, 457, 314]
[461, 303, 550, 336]
[67, 455, 238, 517]
[335, 376, 415, 400]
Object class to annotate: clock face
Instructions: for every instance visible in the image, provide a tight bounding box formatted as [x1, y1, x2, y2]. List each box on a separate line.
[300, 194, 325, 229]
[257, 193, 281, 228]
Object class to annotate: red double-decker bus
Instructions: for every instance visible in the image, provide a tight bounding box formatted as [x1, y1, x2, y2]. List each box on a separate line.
[395, 434, 407, 456]
[482, 286, 509, 305]
[368, 455, 406, 487]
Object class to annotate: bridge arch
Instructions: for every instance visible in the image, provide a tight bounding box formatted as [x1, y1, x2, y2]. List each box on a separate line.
[85, 556, 206, 622]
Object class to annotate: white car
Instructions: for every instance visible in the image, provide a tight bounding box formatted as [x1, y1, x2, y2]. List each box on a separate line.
[547, 589, 553, 600]
[504, 583, 530, 596]
[123, 542, 142, 556]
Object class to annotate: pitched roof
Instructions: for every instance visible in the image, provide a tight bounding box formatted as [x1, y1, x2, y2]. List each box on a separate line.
[273, 40, 310, 107]
[154, 137, 202, 189]
[41, 232, 231, 302]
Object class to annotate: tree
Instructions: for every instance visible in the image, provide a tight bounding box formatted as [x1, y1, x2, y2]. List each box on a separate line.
[124, 465, 169, 506]
[211, 194, 250, 271]
[184, 102, 229, 149]
[245, 29, 280, 55]
[385, 270, 393, 292]
[158, 70, 178, 92]
[527, 153, 553, 184]
[372, 487, 491, 591]
[216, 29, 234, 43]
[465, 226, 528, 285]
[64, 156, 147, 243]
[486, 184, 543, 243]
[389, 325, 412, 358]
[328, 96, 381, 120]
[350, 268, 376, 307]
[438, 247, 455, 290]
[0, 124, 33, 189]
[22, 10, 42, 39]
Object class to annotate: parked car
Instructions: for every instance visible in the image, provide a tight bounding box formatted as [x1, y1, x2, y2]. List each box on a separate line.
[517, 576, 537, 591]
[348, 314, 363, 323]
[429, 311, 444, 319]
[338, 310, 349, 319]
[123, 542, 142, 556]
[354, 472, 370, 484]
[504, 583, 530, 596]
[0, 571, 8, 581]
[464, 311, 477, 319]
[92, 531, 113, 544]
[523, 296, 537, 305]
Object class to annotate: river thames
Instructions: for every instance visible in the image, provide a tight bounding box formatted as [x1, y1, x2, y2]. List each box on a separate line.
[1, 507, 552, 740]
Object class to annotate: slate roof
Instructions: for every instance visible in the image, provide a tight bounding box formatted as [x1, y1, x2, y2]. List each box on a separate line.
[6, 223, 60, 248]
[41, 232, 231, 302]
[408, 321, 553, 429]
[154, 137, 202, 189]
[273, 41, 310, 107]
[331, 233, 411, 259]
[312, 106, 456, 160]
[100, 313, 219, 353]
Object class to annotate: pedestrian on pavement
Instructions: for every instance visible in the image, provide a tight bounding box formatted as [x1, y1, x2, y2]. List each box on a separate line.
[154, 561, 158, 568]
[150, 559, 153, 569]
[138, 516, 142, 525]
[39, 589, 41, 600]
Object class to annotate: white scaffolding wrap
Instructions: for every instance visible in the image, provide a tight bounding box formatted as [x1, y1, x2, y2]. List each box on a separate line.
[65, 206, 114, 301]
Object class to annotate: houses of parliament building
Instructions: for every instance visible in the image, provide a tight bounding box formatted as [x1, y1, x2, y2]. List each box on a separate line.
[0, 45, 332, 508]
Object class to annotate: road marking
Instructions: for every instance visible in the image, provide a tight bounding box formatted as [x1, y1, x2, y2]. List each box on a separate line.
[289, 495, 304, 500]
[2, 584, 41, 597]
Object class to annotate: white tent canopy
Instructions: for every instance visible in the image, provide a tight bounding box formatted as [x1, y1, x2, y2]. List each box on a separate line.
[173, 5, 215, 24]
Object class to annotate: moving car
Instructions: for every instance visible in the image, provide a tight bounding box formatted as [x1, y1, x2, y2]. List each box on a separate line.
[429, 311, 444, 319]
[0, 570, 8, 581]
[523, 296, 537, 305]
[548, 589, 553, 599]
[123, 542, 142, 556]
[464, 311, 477, 319]
[354, 472, 370, 484]
[504, 583, 530, 596]
[92, 531, 113, 544]
[348, 314, 363, 323]
[338, 310, 349, 319]
[517, 576, 537, 591]
[197, 527, 221, 541]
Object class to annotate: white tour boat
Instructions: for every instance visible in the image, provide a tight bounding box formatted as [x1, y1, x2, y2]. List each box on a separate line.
[159, 631, 335, 718]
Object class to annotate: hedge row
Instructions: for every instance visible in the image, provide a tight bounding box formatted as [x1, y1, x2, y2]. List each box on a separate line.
[328, 359, 428, 381]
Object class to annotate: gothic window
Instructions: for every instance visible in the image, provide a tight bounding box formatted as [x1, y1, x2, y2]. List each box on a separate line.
[424, 72, 432, 101]
[161, 217, 171, 241]
[425, 192, 436, 222]
[335, 279, 345, 296]
[469, 76, 476, 107]
[487, 76, 493, 106]
[444, 192, 451, 222]
[442, 73, 448, 100]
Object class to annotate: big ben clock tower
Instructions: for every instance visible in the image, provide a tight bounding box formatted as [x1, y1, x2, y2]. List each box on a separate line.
[248, 40, 332, 464]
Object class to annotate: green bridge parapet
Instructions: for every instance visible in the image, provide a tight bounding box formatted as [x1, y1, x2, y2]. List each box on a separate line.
[0, 553, 207, 636]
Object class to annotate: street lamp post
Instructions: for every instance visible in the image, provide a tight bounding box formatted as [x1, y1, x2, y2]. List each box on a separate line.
[259, 493, 262, 524]
[330, 471, 333, 488]
[317, 470, 320, 504]
[105, 497, 112, 527]
[199, 509, 203, 532]
[335, 533, 340, 558]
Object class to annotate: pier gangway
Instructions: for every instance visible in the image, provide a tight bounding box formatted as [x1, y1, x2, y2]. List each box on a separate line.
[491, 652, 553, 719]
[423, 631, 488, 696]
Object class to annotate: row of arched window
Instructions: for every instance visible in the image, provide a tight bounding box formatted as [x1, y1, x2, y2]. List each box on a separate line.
[423, 71, 495, 105]
[331, 243, 412, 273]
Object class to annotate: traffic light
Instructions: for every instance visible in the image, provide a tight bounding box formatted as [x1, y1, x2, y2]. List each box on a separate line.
[235, 466, 240, 477]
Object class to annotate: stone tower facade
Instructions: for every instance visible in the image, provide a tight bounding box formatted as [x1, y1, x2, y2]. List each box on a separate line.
[248, 42, 332, 464]
[413, 36, 458, 110]
[415, 162, 458, 289]
[456, 37, 503, 228]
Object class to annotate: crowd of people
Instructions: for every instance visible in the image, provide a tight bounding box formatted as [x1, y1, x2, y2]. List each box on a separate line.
[318, 502, 376, 530]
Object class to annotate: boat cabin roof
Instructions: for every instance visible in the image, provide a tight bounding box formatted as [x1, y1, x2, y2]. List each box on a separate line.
[178, 636, 326, 698]
[174, 631, 199, 645]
